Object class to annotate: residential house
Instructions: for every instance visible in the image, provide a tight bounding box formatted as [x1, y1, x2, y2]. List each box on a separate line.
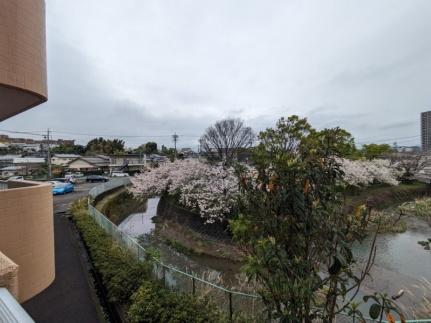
[0, 166, 26, 178]
[51, 153, 80, 166]
[108, 153, 147, 173]
[67, 156, 110, 173]
[13, 157, 46, 175]
[0, 155, 21, 168]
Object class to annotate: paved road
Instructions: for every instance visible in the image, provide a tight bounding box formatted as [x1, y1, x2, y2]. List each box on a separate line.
[23, 182, 105, 323]
[53, 182, 98, 213]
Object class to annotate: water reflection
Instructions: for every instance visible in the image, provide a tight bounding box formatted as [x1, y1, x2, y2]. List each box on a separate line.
[118, 197, 159, 236]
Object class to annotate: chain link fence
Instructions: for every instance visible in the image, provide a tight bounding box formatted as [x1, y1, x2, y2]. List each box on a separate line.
[87, 179, 431, 323]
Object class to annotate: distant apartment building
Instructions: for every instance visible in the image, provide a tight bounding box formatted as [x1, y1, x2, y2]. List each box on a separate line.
[0, 1, 54, 320]
[421, 111, 431, 152]
[0, 134, 74, 150]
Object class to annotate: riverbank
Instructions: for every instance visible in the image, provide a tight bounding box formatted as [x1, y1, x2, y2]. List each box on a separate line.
[99, 182, 430, 262]
[346, 181, 429, 211]
[155, 218, 244, 262]
[96, 188, 146, 225]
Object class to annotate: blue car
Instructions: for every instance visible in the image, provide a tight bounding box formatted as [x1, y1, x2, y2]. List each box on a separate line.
[50, 181, 74, 195]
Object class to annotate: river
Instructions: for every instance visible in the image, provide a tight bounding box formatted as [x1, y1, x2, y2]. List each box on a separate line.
[118, 197, 431, 315]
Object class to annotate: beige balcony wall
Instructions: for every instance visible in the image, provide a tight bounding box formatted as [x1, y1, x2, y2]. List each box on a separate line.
[0, 181, 55, 302]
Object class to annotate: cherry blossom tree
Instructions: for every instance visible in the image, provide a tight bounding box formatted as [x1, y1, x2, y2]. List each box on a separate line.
[129, 159, 239, 223]
[130, 158, 401, 224]
[339, 158, 402, 186]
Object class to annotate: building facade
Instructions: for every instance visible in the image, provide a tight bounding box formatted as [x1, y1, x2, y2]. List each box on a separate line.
[0, 0, 47, 121]
[0, 0, 54, 308]
[421, 111, 431, 152]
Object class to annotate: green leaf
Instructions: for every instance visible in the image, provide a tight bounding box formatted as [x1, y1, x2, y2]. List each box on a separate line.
[328, 257, 342, 275]
[369, 303, 382, 320]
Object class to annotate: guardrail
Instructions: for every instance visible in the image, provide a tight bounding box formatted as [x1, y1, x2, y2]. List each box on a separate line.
[87, 179, 431, 323]
[88, 177, 131, 199]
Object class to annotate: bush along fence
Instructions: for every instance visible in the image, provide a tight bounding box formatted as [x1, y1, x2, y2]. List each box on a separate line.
[73, 199, 226, 323]
[87, 179, 431, 323]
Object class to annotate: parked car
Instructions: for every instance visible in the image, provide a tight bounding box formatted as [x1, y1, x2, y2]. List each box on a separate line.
[8, 176, 24, 181]
[86, 175, 109, 183]
[64, 174, 77, 184]
[111, 171, 129, 177]
[65, 172, 84, 178]
[50, 181, 74, 195]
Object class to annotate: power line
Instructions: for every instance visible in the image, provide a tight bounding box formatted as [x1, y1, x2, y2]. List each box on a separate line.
[48, 130, 201, 139]
[1, 128, 419, 147]
[0, 128, 46, 137]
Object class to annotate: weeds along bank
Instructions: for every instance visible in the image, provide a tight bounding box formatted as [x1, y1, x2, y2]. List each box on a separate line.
[70, 199, 232, 323]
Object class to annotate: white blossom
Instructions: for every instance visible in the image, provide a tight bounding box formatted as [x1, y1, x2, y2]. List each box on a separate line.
[129, 159, 239, 223]
[339, 158, 401, 186]
[130, 158, 401, 224]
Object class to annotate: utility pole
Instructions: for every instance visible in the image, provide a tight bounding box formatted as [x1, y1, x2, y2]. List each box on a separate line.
[46, 128, 52, 179]
[172, 133, 179, 158]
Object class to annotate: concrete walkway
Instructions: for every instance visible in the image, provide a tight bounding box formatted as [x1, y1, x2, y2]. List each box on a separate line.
[23, 184, 104, 323]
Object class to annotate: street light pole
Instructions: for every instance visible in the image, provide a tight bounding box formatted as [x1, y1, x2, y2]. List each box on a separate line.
[46, 128, 52, 179]
[172, 133, 179, 158]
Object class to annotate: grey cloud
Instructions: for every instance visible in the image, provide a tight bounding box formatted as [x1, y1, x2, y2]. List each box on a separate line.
[2, 0, 431, 149]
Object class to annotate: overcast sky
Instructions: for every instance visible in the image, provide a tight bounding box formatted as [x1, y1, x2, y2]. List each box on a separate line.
[2, 0, 431, 148]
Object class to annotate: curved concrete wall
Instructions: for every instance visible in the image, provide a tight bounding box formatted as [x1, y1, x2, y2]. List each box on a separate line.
[0, 181, 55, 302]
[0, 0, 47, 121]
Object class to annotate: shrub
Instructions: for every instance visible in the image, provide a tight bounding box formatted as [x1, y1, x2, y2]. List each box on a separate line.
[71, 199, 152, 304]
[127, 281, 225, 323]
[71, 199, 228, 322]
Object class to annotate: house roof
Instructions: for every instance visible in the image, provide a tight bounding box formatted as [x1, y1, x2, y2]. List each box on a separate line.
[53, 154, 80, 158]
[68, 156, 109, 167]
[0, 165, 25, 171]
[0, 155, 21, 160]
[13, 157, 45, 164]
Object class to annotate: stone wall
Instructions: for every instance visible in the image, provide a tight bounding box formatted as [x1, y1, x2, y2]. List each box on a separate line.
[0, 252, 19, 300]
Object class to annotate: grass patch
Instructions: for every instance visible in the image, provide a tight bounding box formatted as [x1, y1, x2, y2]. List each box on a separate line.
[164, 237, 202, 256]
[346, 181, 429, 211]
[155, 219, 244, 262]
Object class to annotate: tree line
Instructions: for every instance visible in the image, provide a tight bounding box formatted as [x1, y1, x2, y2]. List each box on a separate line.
[45, 119, 397, 163]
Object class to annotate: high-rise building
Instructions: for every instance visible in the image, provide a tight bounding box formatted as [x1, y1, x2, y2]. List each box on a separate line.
[421, 111, 431, 152]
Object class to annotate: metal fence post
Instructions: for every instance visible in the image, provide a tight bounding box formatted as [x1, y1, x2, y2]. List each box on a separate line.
[229, 291, 233, 321]
[192, 277, 196, 295]
[162, 266, 166, 286]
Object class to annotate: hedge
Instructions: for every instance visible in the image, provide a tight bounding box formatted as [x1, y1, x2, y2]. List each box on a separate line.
[70, 199, 228, 323]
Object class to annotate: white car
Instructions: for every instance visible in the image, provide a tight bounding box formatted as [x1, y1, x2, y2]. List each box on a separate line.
[64, 174, 77, 184]
[111, 172, 129, 177]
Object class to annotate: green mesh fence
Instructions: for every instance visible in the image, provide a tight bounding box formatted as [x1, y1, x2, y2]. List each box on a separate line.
[87, 180, 431, 323]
